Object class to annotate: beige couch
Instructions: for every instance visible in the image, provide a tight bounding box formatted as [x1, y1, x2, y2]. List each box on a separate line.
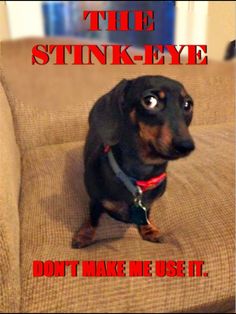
[0, 38, 234, 313]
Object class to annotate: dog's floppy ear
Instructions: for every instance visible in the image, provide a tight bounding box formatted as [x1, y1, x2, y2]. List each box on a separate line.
[89, 79, 129, 145]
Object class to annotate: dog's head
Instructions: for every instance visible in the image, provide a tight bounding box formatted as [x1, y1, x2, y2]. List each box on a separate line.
[90, 75, 195, 164]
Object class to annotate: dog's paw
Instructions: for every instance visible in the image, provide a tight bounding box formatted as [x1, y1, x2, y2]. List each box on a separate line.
[71, 239, 93, 249]
[71, 221, 96, 249]
[138, 223, 161, 243]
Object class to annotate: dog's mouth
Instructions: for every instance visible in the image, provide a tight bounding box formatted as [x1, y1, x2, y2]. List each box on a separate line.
[148, 143, 193, 161]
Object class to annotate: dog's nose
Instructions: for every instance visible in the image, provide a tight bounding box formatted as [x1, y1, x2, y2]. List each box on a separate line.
[173, 139, 195, 154]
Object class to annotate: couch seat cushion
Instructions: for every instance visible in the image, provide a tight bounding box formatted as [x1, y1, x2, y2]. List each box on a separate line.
[19, 123, 234, 313]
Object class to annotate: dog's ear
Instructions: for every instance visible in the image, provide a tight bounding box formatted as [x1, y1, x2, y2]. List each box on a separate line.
[89, 79, 129, 145]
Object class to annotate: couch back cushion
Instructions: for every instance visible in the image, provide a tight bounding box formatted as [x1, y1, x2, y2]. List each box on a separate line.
[0, 81, 21, 312]
[0, 37, 234, 152]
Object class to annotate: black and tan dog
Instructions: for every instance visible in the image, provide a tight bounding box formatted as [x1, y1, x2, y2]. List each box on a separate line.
[72, 75, 195, 248]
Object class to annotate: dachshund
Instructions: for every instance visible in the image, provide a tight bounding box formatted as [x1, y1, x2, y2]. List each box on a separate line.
[72, 75, 195, 248]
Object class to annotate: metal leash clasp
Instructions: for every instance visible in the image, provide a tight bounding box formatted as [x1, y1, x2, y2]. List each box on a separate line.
[134, 186, 143, 204]
[132, 186, 150, 225]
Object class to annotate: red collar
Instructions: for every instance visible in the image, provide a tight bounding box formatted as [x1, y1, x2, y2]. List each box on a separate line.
[136, 172, 167, 192]
[104, 145, 167, 193]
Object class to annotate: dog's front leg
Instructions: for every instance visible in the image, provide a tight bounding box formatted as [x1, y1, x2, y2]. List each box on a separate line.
[138, 223, 161, 242]
[138, 209, 161, 242]
[72, 201, 103, 248]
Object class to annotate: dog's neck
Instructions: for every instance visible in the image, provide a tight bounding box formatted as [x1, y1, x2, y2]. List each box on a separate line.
[112, 141, 168, 181]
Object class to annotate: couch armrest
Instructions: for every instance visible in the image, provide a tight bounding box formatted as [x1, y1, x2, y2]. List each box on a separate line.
[0, 82, 21, 312]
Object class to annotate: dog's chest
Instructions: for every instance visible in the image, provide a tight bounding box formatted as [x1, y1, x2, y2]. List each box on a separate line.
[101, 180, 166, 224]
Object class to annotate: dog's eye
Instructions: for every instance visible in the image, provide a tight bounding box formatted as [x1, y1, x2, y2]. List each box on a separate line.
[142, 95, 159, 110]
[183, 100, 193, 112]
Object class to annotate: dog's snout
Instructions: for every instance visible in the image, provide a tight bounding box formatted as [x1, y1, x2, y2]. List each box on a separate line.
[173, 138, 195, 155]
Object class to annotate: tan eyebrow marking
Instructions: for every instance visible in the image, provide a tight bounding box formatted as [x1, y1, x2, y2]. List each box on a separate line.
[159, 91, 165, 99]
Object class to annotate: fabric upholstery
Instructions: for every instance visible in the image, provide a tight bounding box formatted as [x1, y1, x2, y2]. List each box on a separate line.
[19, 122, 234, 313]
[0, 38, 234, 152]
[0, 82, 21, 312]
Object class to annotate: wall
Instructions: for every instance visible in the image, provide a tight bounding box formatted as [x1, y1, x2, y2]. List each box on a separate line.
[6, 1, 44, 39]
[175, 1, 235, 61]
[0, 1, 9, 41]
[207, 1, 235, 60]
[175, 1, 208, 46]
